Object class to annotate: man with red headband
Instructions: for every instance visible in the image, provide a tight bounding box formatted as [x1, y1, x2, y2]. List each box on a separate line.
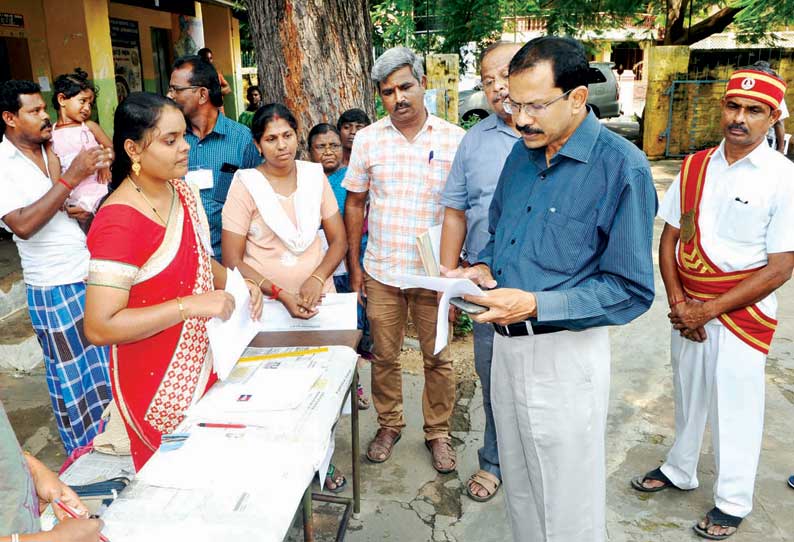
[631, 68, 794, 539]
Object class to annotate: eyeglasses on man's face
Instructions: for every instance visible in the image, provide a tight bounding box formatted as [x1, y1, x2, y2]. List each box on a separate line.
[168, 85, 201, 94]
[502, 88, 575, 117]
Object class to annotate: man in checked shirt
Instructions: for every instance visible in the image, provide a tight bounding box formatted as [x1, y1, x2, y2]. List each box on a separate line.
[343, 47, 464, 474]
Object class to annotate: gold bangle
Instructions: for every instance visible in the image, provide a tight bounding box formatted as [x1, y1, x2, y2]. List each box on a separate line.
[257, 276, 267, 290]
[176, 297, 187, 321]
[244, 278, 258, 289]
[310, 274, 325, 286]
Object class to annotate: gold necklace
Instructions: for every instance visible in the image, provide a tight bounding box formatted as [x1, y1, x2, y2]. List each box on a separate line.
[127, 176, 173, 226]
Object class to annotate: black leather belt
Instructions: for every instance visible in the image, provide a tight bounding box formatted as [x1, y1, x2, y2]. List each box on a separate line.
[493, 322, 566, 337]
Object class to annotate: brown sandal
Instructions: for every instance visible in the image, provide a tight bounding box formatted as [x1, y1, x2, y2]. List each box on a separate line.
[366, 427, 401, 463]
[466, 470, 501, 502]
[425, 437, 457, 474]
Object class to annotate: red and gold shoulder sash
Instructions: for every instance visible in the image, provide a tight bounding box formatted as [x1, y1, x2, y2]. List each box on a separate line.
[676, 147, 777, 354]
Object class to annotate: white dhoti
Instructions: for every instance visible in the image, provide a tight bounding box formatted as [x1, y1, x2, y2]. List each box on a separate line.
[491, 326, 611, 542]
[660, 321, 766, 518]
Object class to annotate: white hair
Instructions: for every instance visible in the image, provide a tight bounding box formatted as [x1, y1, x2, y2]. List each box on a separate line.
[371, 47, 424, 86]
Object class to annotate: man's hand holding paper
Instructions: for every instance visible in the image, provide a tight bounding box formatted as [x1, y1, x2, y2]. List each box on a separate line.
[441, 264, 536, 326]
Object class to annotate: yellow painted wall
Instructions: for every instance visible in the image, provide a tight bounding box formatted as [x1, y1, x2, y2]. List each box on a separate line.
[109, 2, 172, 87]
[642, 46, 690, 159]
[202, 2, 242, 118]
[0, 1, 52, 89]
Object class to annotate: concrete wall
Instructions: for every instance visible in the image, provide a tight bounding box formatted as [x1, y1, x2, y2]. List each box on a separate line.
[643, 45, 794, 159]
[42, 0, 116, 132]
[0, 1, 53, 106]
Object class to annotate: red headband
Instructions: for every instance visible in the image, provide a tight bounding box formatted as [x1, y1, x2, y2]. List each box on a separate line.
[725, 69, 787, 110]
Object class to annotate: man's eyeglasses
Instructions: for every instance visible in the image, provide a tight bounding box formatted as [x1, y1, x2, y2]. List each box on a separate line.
[168, 85, 201, 93]
[313, 143, 342, 153]
[503, 88, 575, 117]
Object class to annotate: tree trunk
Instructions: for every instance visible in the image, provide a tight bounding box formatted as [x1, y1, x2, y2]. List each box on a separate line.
[245, 0, 376, 148]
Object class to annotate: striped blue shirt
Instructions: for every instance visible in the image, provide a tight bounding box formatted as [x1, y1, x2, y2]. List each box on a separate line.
[479, 110, 657, 329]
[186, 113, 261, 259]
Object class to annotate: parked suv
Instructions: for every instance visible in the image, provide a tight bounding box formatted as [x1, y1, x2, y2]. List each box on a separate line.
[459, 61, 622, 122]
[587, 62, 621, 119]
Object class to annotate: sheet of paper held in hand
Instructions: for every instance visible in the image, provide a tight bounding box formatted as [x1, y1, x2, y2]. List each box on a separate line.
[394, 274, 484, 354]
[258, 292, 358, 331]
[206, 268, 261, 381]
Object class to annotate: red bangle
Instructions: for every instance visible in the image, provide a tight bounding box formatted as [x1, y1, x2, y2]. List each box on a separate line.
[270, 284, 282, 300]
[57, 178, 73, 191]
[669, 299, 685, 308]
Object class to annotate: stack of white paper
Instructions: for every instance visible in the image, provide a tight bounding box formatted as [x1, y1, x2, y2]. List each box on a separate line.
[259, 292, 358, 331]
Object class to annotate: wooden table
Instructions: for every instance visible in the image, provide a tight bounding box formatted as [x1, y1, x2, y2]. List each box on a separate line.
[251, 330, 362, 542]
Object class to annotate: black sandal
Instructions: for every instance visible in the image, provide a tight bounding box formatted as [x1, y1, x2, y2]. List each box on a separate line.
[324, 463, 347, 494]
[630, 467, 680, 493]
[692, 507, 742, 540]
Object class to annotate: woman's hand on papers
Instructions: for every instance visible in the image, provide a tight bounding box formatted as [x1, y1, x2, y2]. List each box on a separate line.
[246, 280, 264, 321]
[279, 291, 319, 319]
[299, 276, 324, 312]
[186, 291, 235, 320]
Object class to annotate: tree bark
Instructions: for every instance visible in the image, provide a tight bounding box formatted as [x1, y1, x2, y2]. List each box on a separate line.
[245, 0, 376, 147]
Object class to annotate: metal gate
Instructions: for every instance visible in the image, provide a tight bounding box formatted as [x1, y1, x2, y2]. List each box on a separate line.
[662, 79, 728, 158]
[661, 48, 788, 158]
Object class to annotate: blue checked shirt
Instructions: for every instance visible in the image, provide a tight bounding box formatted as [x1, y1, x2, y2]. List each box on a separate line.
[478, 110, 657, 329]
[441, 113, 520, 263]
[186, 113, 261, 259]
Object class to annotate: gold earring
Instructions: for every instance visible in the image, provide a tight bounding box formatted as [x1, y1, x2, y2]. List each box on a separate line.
[131, 160, 141, 176]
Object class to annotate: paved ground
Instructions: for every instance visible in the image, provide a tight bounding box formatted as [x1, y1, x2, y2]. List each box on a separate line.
[3, 159, 794, 541]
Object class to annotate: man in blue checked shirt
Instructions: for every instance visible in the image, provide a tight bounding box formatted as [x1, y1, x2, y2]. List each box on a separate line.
[168, 56, 260, 259]
[445, 37, 656, 542]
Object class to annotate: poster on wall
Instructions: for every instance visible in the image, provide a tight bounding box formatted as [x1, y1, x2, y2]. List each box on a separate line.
[110, 18, 143, 104]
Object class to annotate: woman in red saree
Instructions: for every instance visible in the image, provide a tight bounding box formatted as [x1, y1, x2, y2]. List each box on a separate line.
[83, 93, 262, 470]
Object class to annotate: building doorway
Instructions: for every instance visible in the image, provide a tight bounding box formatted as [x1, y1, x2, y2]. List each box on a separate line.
[0, 37, 33, 82]
[151, 27, 172, 96]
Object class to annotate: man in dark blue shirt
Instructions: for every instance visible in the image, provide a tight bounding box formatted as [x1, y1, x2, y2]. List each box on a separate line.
[168, 56, 260, 260]
[446, 37, 657, 541]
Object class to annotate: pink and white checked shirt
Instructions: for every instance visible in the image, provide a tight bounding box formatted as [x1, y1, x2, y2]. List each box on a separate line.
[343, 113, 464, 285]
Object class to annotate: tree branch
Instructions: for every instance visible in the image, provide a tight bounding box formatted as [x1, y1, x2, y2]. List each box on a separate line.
[670, 6, 746, 45]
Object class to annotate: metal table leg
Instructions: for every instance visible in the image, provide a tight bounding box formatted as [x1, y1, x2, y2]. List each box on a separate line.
[303, 486, 314, 542]
[351, 367, 361, 517]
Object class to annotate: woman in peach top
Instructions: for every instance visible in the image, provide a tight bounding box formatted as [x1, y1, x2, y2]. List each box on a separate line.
[222, 103, 347, 319]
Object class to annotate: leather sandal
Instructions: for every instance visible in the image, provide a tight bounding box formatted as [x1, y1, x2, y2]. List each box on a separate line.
[693, 507, 742, 540]
[631, 467, 682, 493]
[366, 427, 401, 463]
[466, 470, 501, 502]
[425, 437, 457, 474]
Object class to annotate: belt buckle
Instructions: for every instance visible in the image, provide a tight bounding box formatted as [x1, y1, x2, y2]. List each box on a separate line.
[495, 323, 509, 337]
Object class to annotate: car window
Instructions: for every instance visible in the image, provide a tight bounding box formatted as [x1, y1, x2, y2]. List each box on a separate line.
[588, 67, 607, 84]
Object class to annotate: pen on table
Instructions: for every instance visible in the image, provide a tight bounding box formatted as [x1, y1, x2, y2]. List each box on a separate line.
[53, 498, 111, 542]
[197, 422, 247, 429]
